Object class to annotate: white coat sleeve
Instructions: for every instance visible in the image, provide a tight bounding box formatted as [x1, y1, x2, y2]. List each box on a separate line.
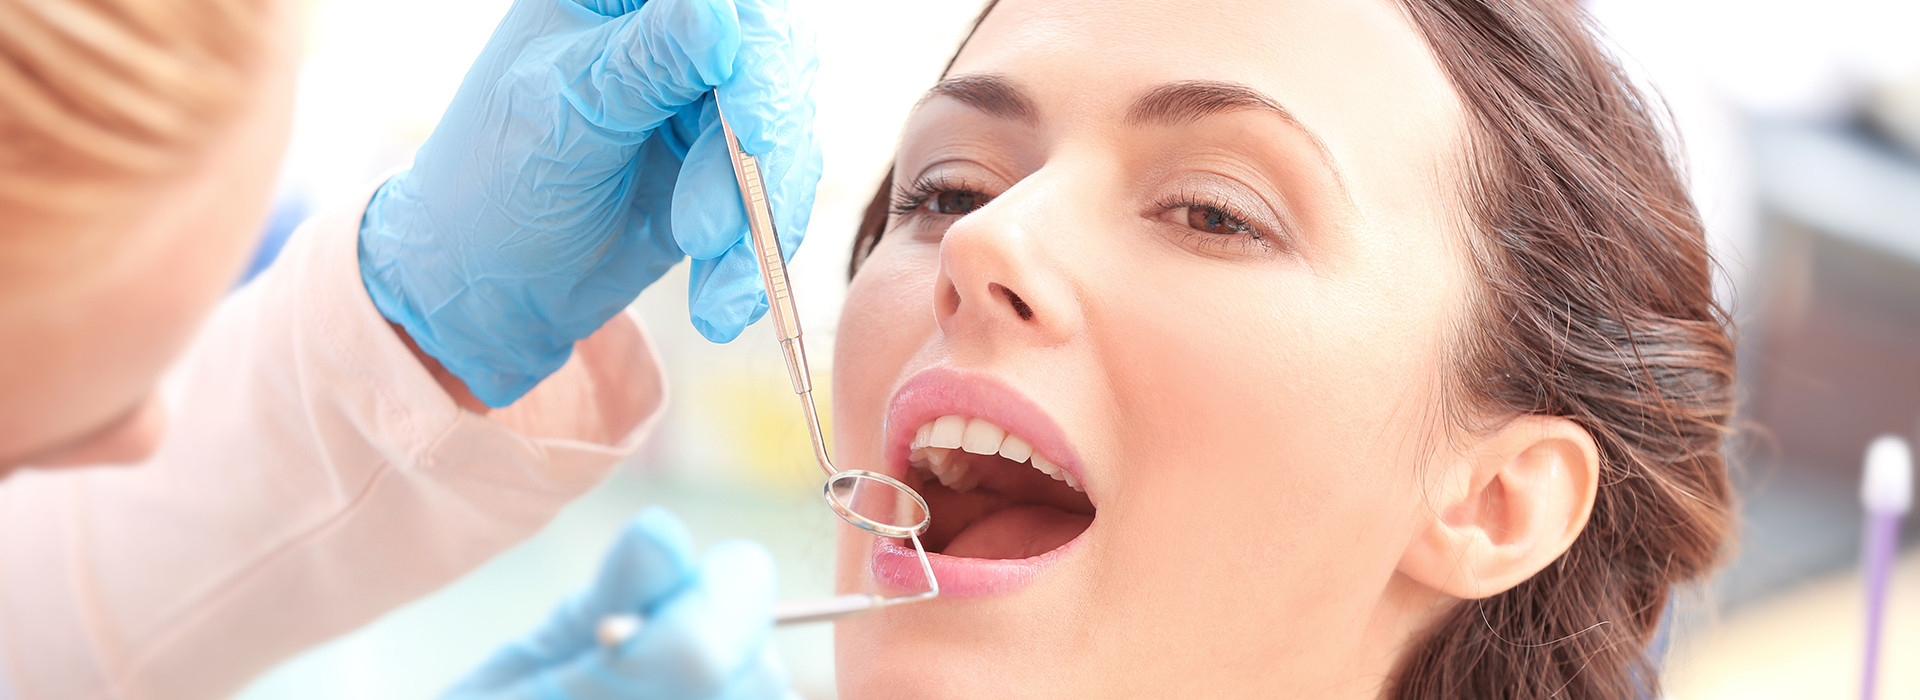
[0, 185, 669, 700]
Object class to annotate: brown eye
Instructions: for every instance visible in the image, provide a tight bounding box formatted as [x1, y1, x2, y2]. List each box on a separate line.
[1186, 205, 1251, 235]
[928, 190, 987, 215]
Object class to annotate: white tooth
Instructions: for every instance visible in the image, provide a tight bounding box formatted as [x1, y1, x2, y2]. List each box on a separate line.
[934, 457, 969, 489]
[1031, 452, 1060, 476]
[961, 419, 1008, 455]
[911, 422, 933, 450]
[998, 435, 1034, 464]
[924, 446, 952, 472]
[929, 415, 967, 449]
[1061, 469, 1083, 493]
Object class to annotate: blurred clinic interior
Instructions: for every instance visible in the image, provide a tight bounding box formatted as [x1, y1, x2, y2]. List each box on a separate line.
[46, 0, 1920, 697]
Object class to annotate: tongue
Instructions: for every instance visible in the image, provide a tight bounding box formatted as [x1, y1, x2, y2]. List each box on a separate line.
[942, 504, 1093, 560]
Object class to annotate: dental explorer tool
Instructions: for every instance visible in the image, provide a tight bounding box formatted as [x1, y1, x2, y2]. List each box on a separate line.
[594, 103, 940, 651]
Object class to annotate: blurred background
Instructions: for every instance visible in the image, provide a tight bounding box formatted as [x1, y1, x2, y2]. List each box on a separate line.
[230, 0, 1920, 697]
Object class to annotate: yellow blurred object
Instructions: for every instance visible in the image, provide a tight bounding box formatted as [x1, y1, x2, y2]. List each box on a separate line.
[693, 367, 833, 491]
[1667, 552, 1920, 699]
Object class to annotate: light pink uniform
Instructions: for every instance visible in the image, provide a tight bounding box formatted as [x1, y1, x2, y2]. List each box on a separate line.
[0, 190, 665, 700]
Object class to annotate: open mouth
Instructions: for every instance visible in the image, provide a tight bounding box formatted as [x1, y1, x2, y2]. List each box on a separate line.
[904, 415, 1097, 560]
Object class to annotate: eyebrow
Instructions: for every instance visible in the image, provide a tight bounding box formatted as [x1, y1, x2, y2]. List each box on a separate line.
[924, 74, 1039, 125]
[1126, 80, 1294, 127]
[1126, 80, 1342, 179]
[923, 75, 1343, 188]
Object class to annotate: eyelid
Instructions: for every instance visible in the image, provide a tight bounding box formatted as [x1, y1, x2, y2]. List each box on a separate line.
[1153, 179, 1298, 253]
[888, 169, 1003, 231]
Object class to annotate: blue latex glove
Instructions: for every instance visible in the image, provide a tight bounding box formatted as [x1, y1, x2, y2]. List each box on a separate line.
[445, 508, 797, 700]
[360, 0, 821, 407]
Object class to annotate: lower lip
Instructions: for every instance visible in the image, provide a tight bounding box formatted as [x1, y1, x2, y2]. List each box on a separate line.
[870, 528, 1088, 598]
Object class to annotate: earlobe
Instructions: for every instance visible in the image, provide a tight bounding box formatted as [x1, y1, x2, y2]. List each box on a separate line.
[1398, 415, 1600, 600]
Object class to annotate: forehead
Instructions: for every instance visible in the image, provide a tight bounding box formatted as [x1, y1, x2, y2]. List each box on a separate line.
[946, 0, 1467, 215]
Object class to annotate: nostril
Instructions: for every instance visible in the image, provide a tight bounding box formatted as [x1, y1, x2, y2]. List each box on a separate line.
[992, 283, 1035, 321]
[938, 277, 962, 318]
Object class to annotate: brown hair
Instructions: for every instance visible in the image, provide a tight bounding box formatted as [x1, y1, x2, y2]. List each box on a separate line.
[849, 1, 1736, 698]
[0, 0, 269, 220]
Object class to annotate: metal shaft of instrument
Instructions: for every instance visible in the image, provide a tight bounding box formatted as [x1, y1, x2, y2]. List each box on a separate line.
[717, 106, 835, 477]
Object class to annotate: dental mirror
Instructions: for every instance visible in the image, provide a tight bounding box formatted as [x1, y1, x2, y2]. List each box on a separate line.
[595, 101, 940, 650]
[826, 469, 930, 539]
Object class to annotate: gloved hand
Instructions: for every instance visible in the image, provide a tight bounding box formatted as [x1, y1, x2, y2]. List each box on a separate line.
[444, 507, 797, 700]
[359, 0, 821, 407]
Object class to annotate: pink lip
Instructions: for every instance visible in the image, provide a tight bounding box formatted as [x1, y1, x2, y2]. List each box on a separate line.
[870, 366, 1095, 597]
[872, 532, 1086, 597]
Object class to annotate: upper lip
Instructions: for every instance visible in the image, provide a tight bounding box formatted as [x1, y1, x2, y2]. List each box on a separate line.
[883, 366, 1093, 505]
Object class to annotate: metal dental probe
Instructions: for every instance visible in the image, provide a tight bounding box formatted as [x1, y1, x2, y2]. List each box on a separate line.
[595, 102, 939, 648]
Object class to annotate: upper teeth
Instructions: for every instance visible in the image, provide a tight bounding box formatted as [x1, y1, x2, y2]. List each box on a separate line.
[908, 415, 1081, 493]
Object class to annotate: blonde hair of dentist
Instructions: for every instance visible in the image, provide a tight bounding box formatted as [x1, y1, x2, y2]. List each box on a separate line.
[0, 0, 269, 255]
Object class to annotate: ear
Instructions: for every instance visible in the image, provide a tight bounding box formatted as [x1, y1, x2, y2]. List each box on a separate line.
[1398, 415, 1600, 599]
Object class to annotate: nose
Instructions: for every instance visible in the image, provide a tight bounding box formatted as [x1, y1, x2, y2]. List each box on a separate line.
[932, 178, 1086, 348]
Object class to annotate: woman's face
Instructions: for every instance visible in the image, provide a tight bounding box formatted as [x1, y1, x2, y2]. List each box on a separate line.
[831, 0, 1474, 695]
[0, 2, 299, 472]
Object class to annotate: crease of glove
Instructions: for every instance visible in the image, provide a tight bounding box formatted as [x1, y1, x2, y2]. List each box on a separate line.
[358, 0, 820, 407]
[443, 508, 797, 700]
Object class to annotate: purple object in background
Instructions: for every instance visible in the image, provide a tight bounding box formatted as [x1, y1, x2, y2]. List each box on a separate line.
[1860, 435, 1912, 700]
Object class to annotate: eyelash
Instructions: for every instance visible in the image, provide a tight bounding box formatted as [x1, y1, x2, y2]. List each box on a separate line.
[890, 177, 1281, 256]
[1153, 193, 1278, 255]
[888, 175, 992, 224]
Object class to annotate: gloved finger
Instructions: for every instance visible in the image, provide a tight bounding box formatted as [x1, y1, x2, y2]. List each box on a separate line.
[687, 240, 770, 343]
[672, 100, 750, 262]
[715, 0, 811, 154]
[564, 0, 741, 135]
[670, 96, 817, 259]
[552, 540, 780, 699]
[766, 130, 820, 262]
[569, 0, 643, 17]
[579, 507, 700, 619]
[438, 508, 700, 695]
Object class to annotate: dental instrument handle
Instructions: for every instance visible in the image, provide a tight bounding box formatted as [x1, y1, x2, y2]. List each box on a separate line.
[773, 593, 887, 625]
[1860, 435, 1911, 700]
[718, 104, 835, 476]
[595, 593, 886, 649]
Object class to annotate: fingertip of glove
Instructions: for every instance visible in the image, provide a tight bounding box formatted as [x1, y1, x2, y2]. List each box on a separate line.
[603, 508, 699, 594]
[691, 314, 746, 344]
[688, 290, 766, 344]
[627, 507, 696, 559]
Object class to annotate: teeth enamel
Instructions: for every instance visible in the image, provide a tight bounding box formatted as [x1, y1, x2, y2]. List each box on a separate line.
[934, 461, 967, 488]
[998, 435, 1033, 464]
[908, 415, 1084, 494]
[960, 418, 1007, 455]
[928, 415, 967, 449]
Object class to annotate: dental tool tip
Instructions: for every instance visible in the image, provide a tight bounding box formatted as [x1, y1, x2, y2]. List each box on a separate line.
[596, 613, 642, 649]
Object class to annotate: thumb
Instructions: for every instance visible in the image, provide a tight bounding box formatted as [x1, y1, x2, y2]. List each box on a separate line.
[547, 540, 781, 699]
[438, 508, 699, 696]
[579, 507, 700, 619]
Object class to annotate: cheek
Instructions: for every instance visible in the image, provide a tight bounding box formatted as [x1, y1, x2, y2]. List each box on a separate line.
[1088, 258, 1440, 631]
